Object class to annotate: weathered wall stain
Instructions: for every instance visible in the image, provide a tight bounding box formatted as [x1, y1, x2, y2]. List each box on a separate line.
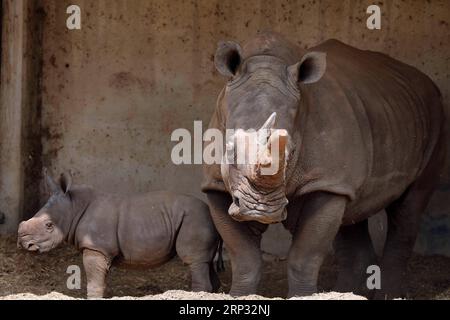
[109, 71, 154, 93]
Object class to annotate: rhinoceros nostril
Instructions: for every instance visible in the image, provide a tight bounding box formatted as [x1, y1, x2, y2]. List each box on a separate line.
[26, 243, 39, 251]
[233, 196, 240, 207]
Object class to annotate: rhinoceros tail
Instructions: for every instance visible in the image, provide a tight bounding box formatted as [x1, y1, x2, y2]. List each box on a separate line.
[215, 237, 225, 272]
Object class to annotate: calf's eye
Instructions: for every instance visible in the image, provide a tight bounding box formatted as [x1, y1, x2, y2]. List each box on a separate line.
[45, 222, 53, 230]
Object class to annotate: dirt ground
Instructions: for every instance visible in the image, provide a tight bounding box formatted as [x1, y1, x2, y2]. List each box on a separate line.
[1, 236, 449, 300]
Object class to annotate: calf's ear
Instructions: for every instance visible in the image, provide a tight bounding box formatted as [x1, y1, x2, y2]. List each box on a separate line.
[288, 51, 327, 85]
[59, 171, 73, 194]
[214, 41, 243, 77]
[44, 167, 62, 194]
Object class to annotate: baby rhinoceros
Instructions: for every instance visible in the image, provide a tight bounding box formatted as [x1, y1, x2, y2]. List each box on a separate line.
[17, 170, 222, 298]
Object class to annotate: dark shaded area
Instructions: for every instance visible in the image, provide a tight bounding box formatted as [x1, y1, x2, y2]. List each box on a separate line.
[0, 0, 2, 79]
[21, 1, 45, 220]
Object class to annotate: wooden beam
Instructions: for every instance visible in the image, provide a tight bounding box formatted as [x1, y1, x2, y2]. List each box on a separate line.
[0, 0, 27, 234]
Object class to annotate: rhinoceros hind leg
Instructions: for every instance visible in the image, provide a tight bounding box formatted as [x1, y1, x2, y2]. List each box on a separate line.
[375, 135, 444, 300]
[184, 262, 214, 292]
[175, 205, 220, 292]
[333, 219, 377, 297]
[376, 188, 436, 299]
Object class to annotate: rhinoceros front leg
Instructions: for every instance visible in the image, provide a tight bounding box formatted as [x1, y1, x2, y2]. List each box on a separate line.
[287, 192, 347, 298]
[82, 249, 112, 299]
[206, 192, 267, 296]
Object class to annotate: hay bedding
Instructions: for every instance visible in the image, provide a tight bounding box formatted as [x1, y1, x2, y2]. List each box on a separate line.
[1, 291, 366, 300]
[1, 236, 449, 300]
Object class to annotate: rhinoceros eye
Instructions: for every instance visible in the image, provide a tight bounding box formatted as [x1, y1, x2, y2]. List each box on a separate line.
[45, 222, 54, 230]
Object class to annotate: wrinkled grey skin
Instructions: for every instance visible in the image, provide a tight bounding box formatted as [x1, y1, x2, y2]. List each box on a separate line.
[18, 170, 221, 298]
[202, 32, 445, 299]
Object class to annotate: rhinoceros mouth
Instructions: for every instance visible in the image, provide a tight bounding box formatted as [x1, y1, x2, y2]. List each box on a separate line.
[228, 179, 289, 224]
[18, 236, 57, 253]
[228, 205, 287, 224]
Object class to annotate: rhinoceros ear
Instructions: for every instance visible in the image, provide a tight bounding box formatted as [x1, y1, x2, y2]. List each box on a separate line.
[44, 167, 62, 195]
[59, 171, 73, 194]
[214, 41, 243, 77]
[288, 51, 327, 85]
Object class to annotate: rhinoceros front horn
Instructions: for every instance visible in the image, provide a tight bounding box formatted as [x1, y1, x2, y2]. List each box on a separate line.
[251, 113, 288, 184]
[257, 112, 277, 146]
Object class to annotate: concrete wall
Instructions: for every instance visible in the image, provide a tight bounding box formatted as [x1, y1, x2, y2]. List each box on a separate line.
[1, 0, 449, 255]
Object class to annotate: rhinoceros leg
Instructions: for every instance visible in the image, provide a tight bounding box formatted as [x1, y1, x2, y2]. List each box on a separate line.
[287, 192, 347, 298]
[334, 220, 377, 296]
[82, 249, 112, 299]
[377, 192, 432, 299]
[183, 262, 215, 292]
[176, 205, 220, 293]
[206, 192, 267, 296]
[376, 135, 445, 300]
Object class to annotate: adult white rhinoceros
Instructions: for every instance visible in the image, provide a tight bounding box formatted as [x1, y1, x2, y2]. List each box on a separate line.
[202, 32, 445, 299]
